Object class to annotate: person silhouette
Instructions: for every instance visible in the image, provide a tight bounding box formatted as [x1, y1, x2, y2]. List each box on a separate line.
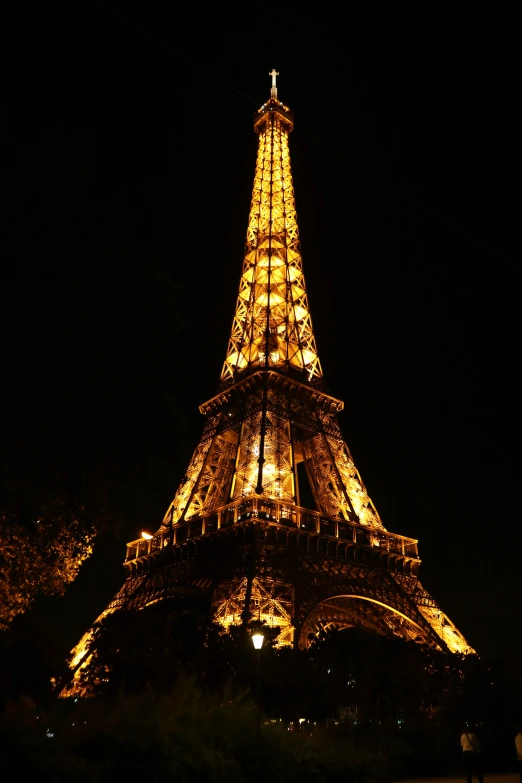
[460, 726, 484, 783]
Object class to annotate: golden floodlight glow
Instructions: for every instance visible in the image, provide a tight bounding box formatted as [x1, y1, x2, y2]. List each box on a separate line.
[141, 531, 153, 540]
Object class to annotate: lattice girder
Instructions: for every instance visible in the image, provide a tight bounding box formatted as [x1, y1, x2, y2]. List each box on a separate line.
[213, 576, 294, 647]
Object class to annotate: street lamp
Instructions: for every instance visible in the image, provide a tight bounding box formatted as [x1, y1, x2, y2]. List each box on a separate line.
[252, 633, 264, 650]
[141, 531, 153, 540]
[251, 632, 264, 738]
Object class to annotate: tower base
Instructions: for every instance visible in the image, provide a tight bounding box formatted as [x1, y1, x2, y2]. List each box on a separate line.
[65, 498, 471, 694]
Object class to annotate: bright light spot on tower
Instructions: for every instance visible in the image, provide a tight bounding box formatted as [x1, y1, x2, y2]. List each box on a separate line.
[252, 633, 264, 650]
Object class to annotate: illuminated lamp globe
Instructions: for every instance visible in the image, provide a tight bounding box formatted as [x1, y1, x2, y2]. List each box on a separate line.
[141, 531, 153, 540]
[252, 633, 264, 650]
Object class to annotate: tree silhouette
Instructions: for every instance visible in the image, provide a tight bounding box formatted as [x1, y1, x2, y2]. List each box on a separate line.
[0, 499, 95, 631]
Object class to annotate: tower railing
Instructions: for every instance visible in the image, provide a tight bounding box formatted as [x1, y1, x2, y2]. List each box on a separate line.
[125, 495, 419, 563]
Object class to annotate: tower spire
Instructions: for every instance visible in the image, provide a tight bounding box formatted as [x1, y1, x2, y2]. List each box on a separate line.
[269, 68, 279, 99]
[221, 74, 322, 387]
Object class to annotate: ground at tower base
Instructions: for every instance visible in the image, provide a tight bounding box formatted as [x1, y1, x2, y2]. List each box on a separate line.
[2, 617, 522, 782]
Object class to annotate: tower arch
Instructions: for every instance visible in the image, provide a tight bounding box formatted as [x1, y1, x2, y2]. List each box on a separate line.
[298, 594, 433, 649]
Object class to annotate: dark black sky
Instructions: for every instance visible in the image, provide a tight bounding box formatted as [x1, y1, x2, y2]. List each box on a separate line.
[1, 4, 520, 661]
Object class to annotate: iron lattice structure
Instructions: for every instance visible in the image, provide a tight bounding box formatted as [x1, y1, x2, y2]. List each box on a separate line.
[67, 75, 471, 689]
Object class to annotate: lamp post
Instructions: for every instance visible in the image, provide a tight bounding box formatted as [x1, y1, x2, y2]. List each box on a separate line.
[251, 632, 264, 738]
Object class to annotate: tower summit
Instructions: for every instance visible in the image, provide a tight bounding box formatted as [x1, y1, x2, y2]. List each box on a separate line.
[222, 72, 320, 389]
[66, 75, 471, 692]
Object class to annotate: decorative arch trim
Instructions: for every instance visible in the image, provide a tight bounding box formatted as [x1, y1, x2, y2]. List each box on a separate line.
[300, 593, 427, 638]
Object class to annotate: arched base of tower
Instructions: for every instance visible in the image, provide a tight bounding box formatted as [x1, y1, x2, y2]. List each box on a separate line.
[62, 517, 473, 696]
[298, 594, 437, 649]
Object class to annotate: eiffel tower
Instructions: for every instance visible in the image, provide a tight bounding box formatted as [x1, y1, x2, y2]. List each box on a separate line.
[68, 73, 471, 684]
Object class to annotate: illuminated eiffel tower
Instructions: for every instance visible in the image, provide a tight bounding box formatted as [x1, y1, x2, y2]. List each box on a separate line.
[68, 73, 471, 683]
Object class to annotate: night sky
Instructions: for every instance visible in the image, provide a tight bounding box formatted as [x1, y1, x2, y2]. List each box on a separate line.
[2, 4, 520, 661]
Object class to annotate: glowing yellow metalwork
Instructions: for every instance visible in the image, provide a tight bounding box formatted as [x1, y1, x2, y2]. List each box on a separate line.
[231, 396, 294, 502]
[326, 435, 383, 526]
[213, 577, 294, 647]
[160, 419, 237, 528]
[221, 99, 322, 386]
[163, 436, 214, 525]
[61, 608, 114, 697]
[417, 605, 473, 655]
